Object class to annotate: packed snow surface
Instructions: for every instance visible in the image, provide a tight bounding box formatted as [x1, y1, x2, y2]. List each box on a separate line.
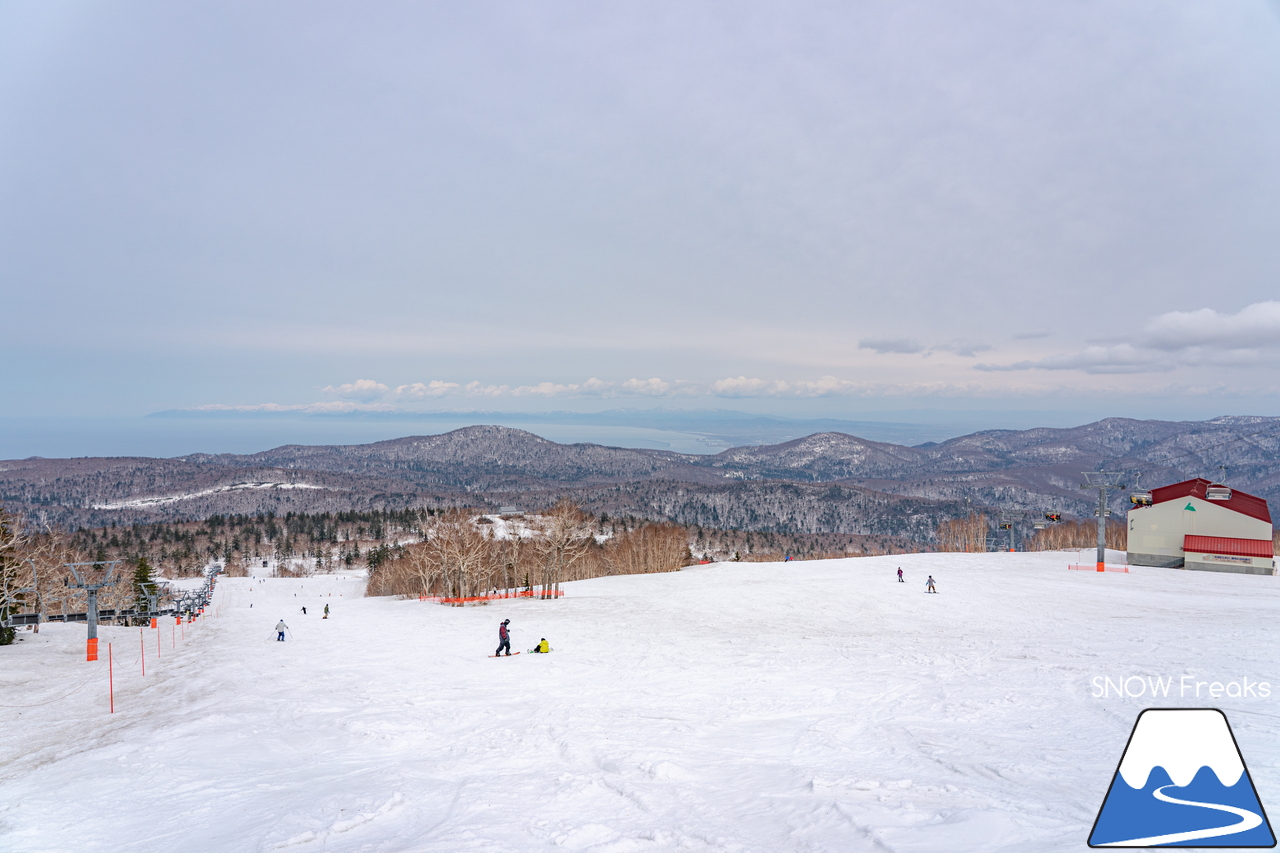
[2, 553, 1278, 852]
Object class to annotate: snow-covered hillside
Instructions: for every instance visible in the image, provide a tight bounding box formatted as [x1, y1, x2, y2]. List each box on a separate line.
[2, 553, 1277, 852]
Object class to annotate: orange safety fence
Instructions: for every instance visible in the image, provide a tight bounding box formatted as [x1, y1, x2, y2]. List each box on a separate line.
[1068, 563, 1131, 573]
[418, 589, 566, 604]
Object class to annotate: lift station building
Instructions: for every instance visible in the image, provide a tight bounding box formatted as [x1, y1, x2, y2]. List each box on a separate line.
[1126, 478, 1275, 575]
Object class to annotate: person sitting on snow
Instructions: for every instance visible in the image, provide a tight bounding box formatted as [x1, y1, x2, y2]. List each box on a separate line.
[531, 638, 550, 653]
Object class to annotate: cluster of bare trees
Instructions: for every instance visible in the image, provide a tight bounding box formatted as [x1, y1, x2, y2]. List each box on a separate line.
[933, 513, 989, 552]
[1025, 519, 1126, 552]
[368, 502, 690, 600]
[0, 509, 143, 643]
[932, 512, 1129, 553]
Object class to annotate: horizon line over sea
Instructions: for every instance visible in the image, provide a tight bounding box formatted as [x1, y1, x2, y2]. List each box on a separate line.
[0, 413, 1014, 460]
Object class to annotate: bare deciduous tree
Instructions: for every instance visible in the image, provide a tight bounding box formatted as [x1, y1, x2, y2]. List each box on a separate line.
[933, 514, 989, 552]
[368, 505, 696, 601]
[531, 501, 594, 599]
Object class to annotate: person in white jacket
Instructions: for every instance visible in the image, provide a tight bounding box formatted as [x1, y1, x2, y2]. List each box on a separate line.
[275, 620, 288, 641]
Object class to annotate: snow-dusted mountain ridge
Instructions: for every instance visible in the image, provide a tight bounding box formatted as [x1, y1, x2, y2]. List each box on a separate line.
[3, 416, 1279, 531]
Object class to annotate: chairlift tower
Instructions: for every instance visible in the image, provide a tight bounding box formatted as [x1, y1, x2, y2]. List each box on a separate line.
[998, 511, 1021, 552]
[65, 560, 122, 661]
[1081, 472, 1125, 572]
[138, 581, 163, 627]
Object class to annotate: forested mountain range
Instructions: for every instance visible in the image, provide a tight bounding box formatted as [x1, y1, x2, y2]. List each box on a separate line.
[2, 416, 1277, 538]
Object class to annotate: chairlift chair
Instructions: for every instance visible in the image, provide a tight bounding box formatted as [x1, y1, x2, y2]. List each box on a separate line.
[1129, 490, 1152, 506]
[1044, 512, 1062, 523]
[1206, 484, 1232, 501]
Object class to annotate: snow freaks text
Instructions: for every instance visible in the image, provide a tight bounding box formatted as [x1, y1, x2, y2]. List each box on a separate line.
[1091, 676, 1272, 700]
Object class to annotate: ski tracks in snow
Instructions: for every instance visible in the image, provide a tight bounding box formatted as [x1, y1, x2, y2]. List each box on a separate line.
[2, 555, 1279, 851]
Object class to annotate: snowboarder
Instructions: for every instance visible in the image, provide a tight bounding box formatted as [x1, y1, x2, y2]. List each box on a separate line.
[275, 620, 288, 641]
[495, 619, 512, 656]
[531, 638, 550, 653]
[301, 606, 307, 615]
[926, 575, 937, 594]
[323, 604, 330, 619]
[897, 567, 904, 583]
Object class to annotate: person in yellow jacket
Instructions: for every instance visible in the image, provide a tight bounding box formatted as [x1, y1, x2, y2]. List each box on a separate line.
[530, 638, 551, 653]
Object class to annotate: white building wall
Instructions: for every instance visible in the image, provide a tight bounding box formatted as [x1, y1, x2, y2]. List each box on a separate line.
[1183, 551, 1275, 575]
[1127, 496, 1273, 567]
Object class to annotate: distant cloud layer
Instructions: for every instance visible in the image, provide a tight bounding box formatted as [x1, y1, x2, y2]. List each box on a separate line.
[976, 301, 1280, 375]
[859, 339, 992, 357]
[312, 375, 998, 403]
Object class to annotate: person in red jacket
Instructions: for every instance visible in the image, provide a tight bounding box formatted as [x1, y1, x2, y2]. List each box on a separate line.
[495, 619, 512, 656]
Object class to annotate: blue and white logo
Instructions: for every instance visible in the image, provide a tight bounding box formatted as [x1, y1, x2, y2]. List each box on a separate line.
[1089, 708, 1275, 847]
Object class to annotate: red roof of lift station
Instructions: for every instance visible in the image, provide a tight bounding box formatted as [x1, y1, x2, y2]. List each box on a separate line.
[1150, 477, 1272, 525]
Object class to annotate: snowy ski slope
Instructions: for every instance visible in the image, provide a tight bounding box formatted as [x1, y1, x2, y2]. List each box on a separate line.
[1, 552, 1277, 852]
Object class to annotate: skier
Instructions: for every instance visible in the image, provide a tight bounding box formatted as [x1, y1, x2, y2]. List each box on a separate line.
[897, 567, 904, 583]
[301, 606, 307, 615]
[275, 620, 288, 641]
[926, 575, 937, 594]
[495, 619, 512, 656]
[531, 638, 550, 653]
[323, 604, 330, 619]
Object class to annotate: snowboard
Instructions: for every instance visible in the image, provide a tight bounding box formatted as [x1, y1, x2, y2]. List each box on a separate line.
[488, 652, 521, 658]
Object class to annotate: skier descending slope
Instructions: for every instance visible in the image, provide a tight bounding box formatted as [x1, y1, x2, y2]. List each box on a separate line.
[926, 576, 937, 594]
[897, 567, 904, 583]
[495, 619, 512, 657]
[275, 620, 288, 641]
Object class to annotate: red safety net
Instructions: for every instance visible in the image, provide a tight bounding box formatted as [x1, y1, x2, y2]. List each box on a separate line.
[418, 589, 565, 604]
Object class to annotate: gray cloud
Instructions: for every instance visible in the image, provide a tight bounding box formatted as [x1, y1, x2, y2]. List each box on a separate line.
[974, 301, 1280, 374]
[859, 338, 990, 357]
[933, 341, 993, 357]
[859, 338, 927, 355]
[1142, 301, 1280, 352]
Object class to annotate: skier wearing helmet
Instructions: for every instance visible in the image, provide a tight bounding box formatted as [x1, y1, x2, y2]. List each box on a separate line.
[495, 619, 512, 656]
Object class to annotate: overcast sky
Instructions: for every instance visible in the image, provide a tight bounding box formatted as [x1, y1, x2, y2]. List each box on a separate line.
[4, 1, 1280, 426]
